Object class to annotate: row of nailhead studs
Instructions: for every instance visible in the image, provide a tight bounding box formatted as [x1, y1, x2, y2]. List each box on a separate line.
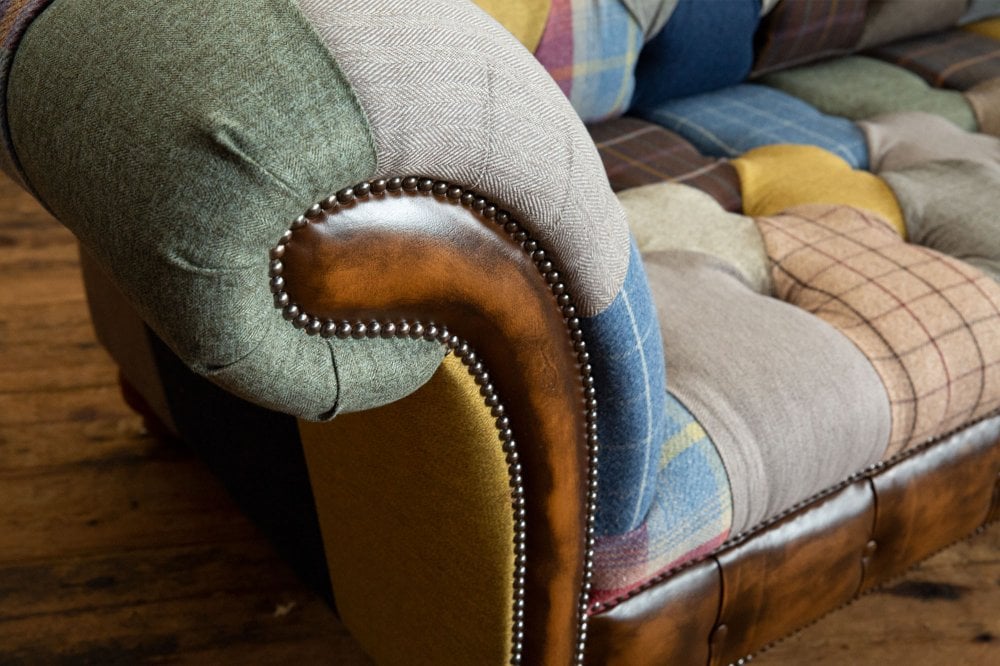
[268, 176, 599, 665]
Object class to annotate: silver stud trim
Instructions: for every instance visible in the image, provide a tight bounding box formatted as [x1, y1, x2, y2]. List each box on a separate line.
[270, 177, 599, 665]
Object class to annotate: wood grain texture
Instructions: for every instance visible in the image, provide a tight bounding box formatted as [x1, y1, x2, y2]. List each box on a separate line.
[0, 172, 997, 664]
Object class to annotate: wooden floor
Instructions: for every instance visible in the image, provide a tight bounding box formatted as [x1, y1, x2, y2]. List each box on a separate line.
[1, 173, 997, 665]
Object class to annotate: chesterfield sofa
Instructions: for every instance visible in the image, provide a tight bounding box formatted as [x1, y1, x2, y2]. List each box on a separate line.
[5, 0, 1000, 664]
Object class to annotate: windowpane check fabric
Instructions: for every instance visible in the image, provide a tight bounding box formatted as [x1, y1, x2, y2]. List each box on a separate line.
[868, 29, 1000, 90]
[587, 116, 742, 211]
[759, 204, 1000, 458]
[752, 0, 868, 75]
[634, 83, 869, 168]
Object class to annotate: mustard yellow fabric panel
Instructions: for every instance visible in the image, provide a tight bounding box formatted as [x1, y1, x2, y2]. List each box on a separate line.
[963, 17, 1000, 41]
[298, 353, 514, 666]
[732, 144, 906, 236]
[473, 0, 552, 52]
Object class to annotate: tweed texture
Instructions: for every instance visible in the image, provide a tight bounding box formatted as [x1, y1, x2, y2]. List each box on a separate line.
[859, 0, 968, 50]
[533, 0, 643, 121]
[636, 83, 870, 167]
[299, 354, 516, 666]
[965, 77, 1000, 136]
[883, 160, 1000, 283]
[759, 56, 978, 131]
[963, 0, 1000, 25]
[646, 249, 891, 532]
[759, 204, 1000, 458]
[859, 111, 1000, 173]
[0, 0, 55, 191]
[631, 0, 760, 106]
[618, 182, 771, 294]
[752, 0, 868, 75]
[620, 0, 679, 40]
[587, 116, 742, 211]
[590, 391, 731, 606]
[732, 144, 905, 236]
[582, 240, 669, 536]
[471, 0, 551, 51]
[869, 29, 1000, 91]
[298, 0, 631, 316]
[9, 0, 448, 420]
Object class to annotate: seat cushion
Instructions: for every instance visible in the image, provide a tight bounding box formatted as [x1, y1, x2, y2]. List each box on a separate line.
[752, 0, 868, 75]
[859, 110, 1000, 172]
[882, 160, 1000, 282]
[633, 83, 870, 168]
[868, 28, 1000, 90]
[758, 56, 978, 131]
[732, 144, 905, 235]
[758, 204, 1000, 457]
[588, 116, 742, 211]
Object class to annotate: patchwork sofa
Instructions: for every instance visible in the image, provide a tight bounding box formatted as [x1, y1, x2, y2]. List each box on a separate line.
[5, 0, 1000, 664]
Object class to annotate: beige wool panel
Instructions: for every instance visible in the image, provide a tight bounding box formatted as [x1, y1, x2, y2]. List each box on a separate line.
[296, 0, 631, 317]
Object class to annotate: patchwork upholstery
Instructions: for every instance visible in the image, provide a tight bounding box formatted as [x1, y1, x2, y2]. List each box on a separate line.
[859, 110, 1000, 172]
[883, 160, 1000, 282]
[6, 1, 1000, 662]
[858, 0, 968, 50]
[758, 56, 978, 131]
[533, 0, 643, 121]
[587, 116, 742, 211]
[868, 29, 1000, 90]
[752, 0, 868, 75]
[732, 144, 904, 235]
[759, 204, 1000, 457]
[616, 182, 770, 295]
[646, 248, 891, 532]
[633, 83, 870, 168]
[631, 0, 760, 105]
[962, 0, 1000, 25]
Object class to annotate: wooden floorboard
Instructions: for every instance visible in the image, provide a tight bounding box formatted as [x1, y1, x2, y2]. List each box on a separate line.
[0, 174, 996, 664]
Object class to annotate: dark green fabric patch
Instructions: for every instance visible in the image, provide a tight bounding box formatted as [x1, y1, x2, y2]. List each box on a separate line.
[10, 0, 443, 418]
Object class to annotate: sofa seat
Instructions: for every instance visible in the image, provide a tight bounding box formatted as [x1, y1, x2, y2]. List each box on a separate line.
[581, 32, 1000, 604]
[6, 0, 1000, 663]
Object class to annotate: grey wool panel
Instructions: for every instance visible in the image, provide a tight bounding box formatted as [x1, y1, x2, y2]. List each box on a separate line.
[296, 0, 632, 318]
[859, 111, 1000, 173]
[9, 0, 443, 420]
[759, 56, 978, 132]
[859, 0, 968, 50]
[620, 0, 680, 40]
[644, 250, 891, 532]
[883, 160, 1000, 284]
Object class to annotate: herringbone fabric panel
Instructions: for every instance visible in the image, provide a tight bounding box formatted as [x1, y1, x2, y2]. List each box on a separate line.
[760, 204, 1000, 457]
[297, 0, 630, 316]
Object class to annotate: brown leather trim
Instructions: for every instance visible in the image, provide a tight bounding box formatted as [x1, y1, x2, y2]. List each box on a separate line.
[588, 416, 1000, 666]
[281, 189, 588, 665]
[585, 559, 721, 666]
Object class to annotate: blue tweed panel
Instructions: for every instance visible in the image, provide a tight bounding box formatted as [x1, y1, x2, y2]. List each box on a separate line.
[633, 83, 870, 169]
[583, 236, 730, 536]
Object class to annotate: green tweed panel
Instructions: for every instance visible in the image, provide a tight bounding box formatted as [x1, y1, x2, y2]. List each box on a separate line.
[759, 56, 978, 131]
[9, 0, 443, 419]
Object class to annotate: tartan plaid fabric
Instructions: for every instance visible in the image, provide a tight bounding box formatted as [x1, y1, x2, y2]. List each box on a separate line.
[534, 0, 643, 122]
[590, 392, 731, 608]
[868, 29, 1000, 91]
[752, 0, 868, 76]
[759, 204, 1000, 458]
[587, 116, 742, 211]
[0, 0, 56, 190]
[634, 83, 869, 168]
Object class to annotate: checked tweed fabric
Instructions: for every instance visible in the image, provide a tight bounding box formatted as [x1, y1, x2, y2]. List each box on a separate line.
[587, 116, 742, 211]
[752, 0, 868, 75]
[868, 29, 1000, 90]
[759, 204, 1000, 458]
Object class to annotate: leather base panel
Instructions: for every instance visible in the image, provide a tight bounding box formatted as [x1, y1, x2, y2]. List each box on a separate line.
[588, 416, 1000, 666]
